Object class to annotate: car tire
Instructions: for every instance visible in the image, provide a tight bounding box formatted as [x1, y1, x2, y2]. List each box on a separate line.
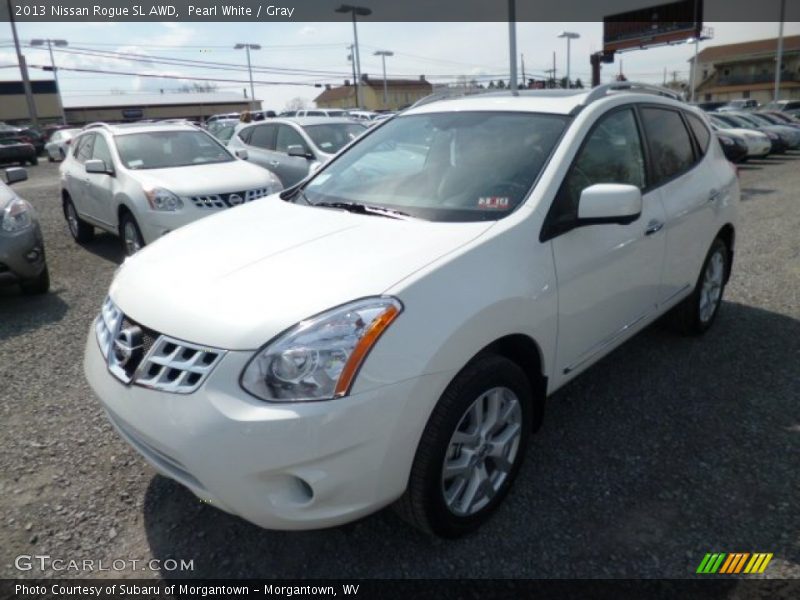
[669, 237, 729, 335]
[48, 153, 55, 163]
[119, 211, 145, 256]
[394, 355, 533, 537]
[20, 264, 50, 295]
[29, 156, 38, 166]
[63, 197, 95, 243]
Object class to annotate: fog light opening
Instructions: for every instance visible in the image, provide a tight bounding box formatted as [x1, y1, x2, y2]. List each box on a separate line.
[294, 477, 314, 503]
[25, 247, 42, 262]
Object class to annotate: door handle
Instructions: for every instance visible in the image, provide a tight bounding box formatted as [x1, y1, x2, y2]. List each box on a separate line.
[708, 189, 721, 203]
[268, 160, 280, 167]
[645, 220, 664, 236]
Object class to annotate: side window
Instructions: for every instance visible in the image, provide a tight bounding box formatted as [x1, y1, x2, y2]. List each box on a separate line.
[685, 112, 711, 155]
[91, 134, 113, 166]
[248, 124, 276, 149]
[306, 110, 325, 117]
[75, 134, 95, 163]
[640, 107, 696, 185]
[237, 126, 253, 144]
[276, 125, 308, 154]
[550, 108, 646, 228]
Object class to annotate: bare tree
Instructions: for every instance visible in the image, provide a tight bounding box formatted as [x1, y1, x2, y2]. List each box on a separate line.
[285, 97, 309, 111]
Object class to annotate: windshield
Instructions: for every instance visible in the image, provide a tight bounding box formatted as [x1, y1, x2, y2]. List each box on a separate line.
[300, 111, 568, 222]
[303, 123, 366, 154]
[114, 130, 233, 169]
[747, 114, 775, 127]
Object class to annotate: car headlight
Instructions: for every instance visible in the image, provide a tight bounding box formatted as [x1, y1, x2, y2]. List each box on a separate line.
[144, 187, 183, 211]
[241, 297, 403, 402]
[719, 137, 733, 146]
[0, 198, 33, 233]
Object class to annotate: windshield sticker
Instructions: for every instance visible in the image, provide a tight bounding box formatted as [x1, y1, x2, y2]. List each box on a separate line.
[127, 159, 144, 169]
[478, 196, 510, 209]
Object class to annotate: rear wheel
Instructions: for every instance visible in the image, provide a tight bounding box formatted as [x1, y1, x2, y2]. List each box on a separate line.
[20, 264, 50, 295]
[669, 238, 729, 335]
[119, 211, 145, 256]
[29, 156, 38, 166]
[63, 197, 94, 243]
[394, 355, 533, 537]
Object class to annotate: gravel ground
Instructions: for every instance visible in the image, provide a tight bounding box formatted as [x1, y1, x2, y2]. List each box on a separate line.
[0, 158, 798, 580]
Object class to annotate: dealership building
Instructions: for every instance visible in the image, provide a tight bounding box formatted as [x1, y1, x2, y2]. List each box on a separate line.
[0, 83, 260, 125]
[315, 74, 433, 111]
[692, 35, 800, 104]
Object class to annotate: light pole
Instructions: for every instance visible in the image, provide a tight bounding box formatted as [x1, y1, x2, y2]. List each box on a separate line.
[30, 38, 68, 124]
[234, 43, 261, 106]
[336, 4, 371, 108]
[373, 50, 393, 108]
[557, 31, 580, 88]
[508, 0, 517, 92]
[774, 0, 787, 102]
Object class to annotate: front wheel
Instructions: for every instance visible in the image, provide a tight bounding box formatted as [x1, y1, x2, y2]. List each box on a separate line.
[64, 197, 95, 243]
[29, 156, 38, 166]
[669, 238, 729, 335]
[119, 212, 145, 256]
[394, 355, 533, 537]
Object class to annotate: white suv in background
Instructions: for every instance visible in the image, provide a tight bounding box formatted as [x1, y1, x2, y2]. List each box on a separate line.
[60, 122, 281, 255]
[85, 84, 738, 537]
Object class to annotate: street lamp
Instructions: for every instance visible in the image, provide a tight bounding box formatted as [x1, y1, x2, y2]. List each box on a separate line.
[557, 31, 580, 89]
[234, 43, 261, 106]
[336, 4, 372, 108]
[373, 50, 393, 108]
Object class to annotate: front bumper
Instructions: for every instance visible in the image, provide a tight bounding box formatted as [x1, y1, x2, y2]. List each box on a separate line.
[84, 327, 452, 530]
[745, 138, 772, 157]
[0, 223, 46, 285]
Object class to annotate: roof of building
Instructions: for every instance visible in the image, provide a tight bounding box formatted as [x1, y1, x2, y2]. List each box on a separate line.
[314, 77, 432, 104]
[696, 35, 800, 64]
[62, 93, 254, 109]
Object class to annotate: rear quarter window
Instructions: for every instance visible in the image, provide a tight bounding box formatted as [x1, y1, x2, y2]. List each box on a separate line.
[640, 107, 696, 186]
[685, 112, 711, 154]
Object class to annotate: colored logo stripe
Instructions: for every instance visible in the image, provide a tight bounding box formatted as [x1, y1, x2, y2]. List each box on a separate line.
[697, 552, 773, 574]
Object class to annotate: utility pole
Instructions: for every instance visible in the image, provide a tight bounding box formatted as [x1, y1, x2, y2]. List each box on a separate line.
[774, 0, 786, 102]
[508, 0, 518, 93]
[234, 43, 261, 107]
[663, 66, 667, 85]
[521, 53, 526, 89]
[347, 45, 357, 104]
[31, 39, 68, 125]
[336, 5, 372, 108]
[373, 50, 393, 108]
[553, 52, 557, 87]
[7, 0, 38, 126]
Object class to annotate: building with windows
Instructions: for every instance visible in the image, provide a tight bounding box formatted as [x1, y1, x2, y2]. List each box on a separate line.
[314, 74, 432, 111]
[691, 35, 800, 104]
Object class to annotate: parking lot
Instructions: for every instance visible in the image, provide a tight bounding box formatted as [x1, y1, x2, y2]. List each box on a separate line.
[1, 156, 798, 579]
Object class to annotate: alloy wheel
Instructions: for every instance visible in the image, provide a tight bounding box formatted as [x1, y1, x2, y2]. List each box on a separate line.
[441, 386, 522, 516]
[123, 221, 142, 255]
[699, 250, 725, 323]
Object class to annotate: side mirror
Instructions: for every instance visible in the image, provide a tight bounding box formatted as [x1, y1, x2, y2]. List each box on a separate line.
[85, 159, 113, 175]
[234, 148, 248, 160]
[4, 167, 28, 185]
[287, 144, 312, 159]
[577, 183, 642, 225]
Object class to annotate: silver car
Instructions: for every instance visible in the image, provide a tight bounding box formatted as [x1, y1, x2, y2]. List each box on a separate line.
[227, 118, 367, 188]
[0, 167, 49, 294]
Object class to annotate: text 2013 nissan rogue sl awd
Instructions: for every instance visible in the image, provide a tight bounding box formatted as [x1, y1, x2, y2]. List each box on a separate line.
[85, 84, 739, 537]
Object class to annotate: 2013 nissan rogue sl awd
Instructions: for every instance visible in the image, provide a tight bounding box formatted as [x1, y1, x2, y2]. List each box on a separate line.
[84, 84, 739, 537]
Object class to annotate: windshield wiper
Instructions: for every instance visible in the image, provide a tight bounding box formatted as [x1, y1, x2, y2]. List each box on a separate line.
[312, 200, 413, 220]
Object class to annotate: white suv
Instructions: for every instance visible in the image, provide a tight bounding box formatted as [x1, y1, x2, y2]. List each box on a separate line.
[60, 122, 281, 255]
[85, 84, 738, 537]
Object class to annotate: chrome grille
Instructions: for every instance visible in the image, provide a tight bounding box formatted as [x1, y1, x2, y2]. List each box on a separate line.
[189, 187, 272, 209]
[94, 296, 225, 394]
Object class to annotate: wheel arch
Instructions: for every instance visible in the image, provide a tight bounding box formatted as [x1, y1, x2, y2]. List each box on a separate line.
[716, 223, 735, 283]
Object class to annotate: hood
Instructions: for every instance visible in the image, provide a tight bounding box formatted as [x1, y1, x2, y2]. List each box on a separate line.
[129, 160, 279, 196]
[722, 128, 767, 140]
[111, 197, 494, 349]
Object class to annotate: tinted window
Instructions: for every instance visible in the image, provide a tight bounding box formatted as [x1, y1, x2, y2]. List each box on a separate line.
[276, 124, 308, 153]
[91, 134, 113, 166]
[551, 108, 646, 228]
[306, 110, 325, 117]
[248, 124, 276, 149]
[640, 107, 695, 184]
[686, 112, 711, 154]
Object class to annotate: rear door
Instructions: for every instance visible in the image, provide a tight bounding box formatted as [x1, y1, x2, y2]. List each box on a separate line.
[242, 123, 280, 175]
[639, 107, 719, 307]
[84, 133, 117, 227]
[547, 106, 667, 384]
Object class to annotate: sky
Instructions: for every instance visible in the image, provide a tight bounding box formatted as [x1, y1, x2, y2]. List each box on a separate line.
[1, 18, 798, 111]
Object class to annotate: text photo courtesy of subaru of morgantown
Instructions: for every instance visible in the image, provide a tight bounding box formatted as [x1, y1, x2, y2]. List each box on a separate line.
[1, 0, 799, 597]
